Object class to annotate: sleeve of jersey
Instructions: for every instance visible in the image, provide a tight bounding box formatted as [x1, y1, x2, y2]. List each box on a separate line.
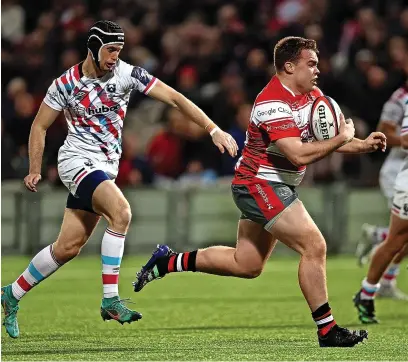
[380, 99, 404, 124]
[130, 66, 158, 95]
[253, 101, 300, 141]
[43, 80, 67, 111]
[401, 107, 408, 136]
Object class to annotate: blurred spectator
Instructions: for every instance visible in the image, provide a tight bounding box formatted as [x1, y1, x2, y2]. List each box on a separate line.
[244, 48, 269, 101]
[7, 92, 36, 147]
[116, 132, 154, 187]
[128, 46, 158, 74]
[1, 0, 25, 44]
[178, 159, 218, 186]
[147, 108, 185, 179]
[2, 77, 27, 122]
[176, 65, 202, 106]
[59, 48, 81, 73]
[210, 65, 246, 130]
[2, 119, 18, 180]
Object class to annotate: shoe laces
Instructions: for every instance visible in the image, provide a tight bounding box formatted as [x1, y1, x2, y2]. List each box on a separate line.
[333, 325, 364, 341]
[110, 298, 135, 314]
[3, 302, 19, 318]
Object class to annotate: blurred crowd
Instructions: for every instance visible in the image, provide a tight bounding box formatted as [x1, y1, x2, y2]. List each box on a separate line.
[2, 0, 408, 188]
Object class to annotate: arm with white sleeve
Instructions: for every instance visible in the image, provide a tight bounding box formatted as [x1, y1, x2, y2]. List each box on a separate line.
[125, 64, 238, 157]
[377, 92, 405, 147]
[401, 107, 408, 150]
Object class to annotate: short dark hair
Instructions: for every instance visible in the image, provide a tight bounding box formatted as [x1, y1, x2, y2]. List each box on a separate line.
[273, 37, 319, 72]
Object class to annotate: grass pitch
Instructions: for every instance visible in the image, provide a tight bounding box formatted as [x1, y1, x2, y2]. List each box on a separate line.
[1, 255, 407, 360]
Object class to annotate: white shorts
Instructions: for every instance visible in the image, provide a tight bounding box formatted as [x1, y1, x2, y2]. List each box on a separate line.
[391, 191, 408, 220]
[58, 151, 119, 196]
[379, 172, 395, 207]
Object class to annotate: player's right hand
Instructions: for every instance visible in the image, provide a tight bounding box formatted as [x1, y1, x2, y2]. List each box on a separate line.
[338, 113, 355, 143]
[211, 129, 238, 157]
[24, 173, 42, 192]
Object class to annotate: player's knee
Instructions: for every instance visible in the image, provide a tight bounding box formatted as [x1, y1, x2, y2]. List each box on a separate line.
[315, 240, 327, 259]
[303, 235, 326, 260]
[111, 203, 132, 230]
[242, 267, 263, 279]
[239, 264, 263, 279]
[118, 205, 132, 227]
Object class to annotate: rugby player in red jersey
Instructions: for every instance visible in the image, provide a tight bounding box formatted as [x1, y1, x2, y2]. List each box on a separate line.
[134, 37, 386, 347]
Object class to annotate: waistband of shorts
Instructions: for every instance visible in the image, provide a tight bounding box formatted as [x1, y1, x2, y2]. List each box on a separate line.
[231, 179, 295, 189]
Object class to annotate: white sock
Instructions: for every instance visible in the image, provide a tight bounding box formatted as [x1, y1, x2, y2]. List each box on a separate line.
[101, 228, 126, 298]
[11, 245, 61, 300]
[360, 278, 380, 300]
[380, 263, 400, 286]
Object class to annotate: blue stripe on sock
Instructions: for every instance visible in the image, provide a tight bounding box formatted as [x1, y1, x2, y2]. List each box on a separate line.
[101, 255, 122, 265]
[385, 268, 399, 276]
[363, 286, 378, 293]
[28, 262, 44, 282]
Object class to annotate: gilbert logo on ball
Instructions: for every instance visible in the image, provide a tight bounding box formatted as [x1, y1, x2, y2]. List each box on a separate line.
[310, 96, 341, 141]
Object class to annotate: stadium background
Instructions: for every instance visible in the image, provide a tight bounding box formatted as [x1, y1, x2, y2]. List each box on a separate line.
[2, 0, 408, 254]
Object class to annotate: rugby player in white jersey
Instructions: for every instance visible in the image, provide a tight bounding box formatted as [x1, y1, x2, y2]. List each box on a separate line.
[356, 81, 408, 300]
[353, 100, 408, 323]
[133, 37, 387, 347]
[1, 20, 238, 339]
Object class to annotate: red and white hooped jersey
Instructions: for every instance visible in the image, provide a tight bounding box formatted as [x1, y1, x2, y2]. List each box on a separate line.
[233, 76, 323, 187]
[44, 59, 158, 161]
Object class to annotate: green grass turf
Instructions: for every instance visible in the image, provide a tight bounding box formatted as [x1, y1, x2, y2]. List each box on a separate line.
[1, 255, 407, 360]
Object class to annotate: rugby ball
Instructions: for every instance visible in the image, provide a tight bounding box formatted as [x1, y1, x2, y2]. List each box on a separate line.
[310, 96, 341, 141]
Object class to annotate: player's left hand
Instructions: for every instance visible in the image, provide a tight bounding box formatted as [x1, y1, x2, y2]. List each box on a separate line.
[363, 132, 387, 152]
[211, 129, 239, 157]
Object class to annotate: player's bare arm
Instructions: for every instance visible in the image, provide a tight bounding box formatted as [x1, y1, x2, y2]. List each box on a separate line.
[336, 132, 387, 154]
[377, 121, 400, 147]
[148, 80, 238, 157]
[24, 102, 61, 192]
[276, 116, 354, 166]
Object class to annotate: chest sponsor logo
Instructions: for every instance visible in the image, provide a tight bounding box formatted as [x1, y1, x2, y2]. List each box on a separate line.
[257, 106, 291, 118]
[87, 104, 120, 115]
[267, 123, 295, 132]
